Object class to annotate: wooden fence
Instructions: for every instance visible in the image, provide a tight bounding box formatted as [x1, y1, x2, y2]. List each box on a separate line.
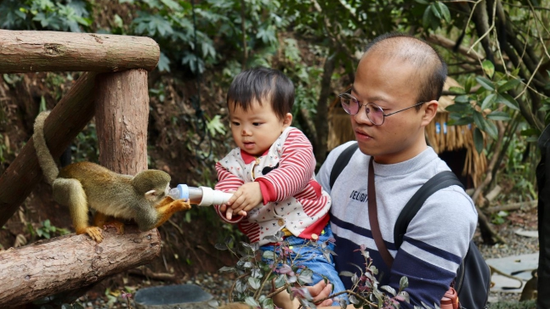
[0, 30, 162, 307]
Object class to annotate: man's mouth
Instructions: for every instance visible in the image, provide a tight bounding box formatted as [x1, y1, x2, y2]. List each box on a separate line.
[355, 130, 373, 140]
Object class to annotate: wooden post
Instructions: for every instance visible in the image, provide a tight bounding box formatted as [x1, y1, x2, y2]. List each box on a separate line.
[0, 30, 159, 73]
[95, 69, 149, 173]
[0, 226, 161, 308]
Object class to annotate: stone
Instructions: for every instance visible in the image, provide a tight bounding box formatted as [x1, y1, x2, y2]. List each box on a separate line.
[134, 284, 214, 309]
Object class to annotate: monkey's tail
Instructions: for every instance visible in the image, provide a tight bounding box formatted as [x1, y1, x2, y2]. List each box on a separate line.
[33, 111, 59, 185]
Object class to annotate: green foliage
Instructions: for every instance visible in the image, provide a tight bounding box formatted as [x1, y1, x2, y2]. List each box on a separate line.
[491, 210, 508, 225]
[446, 61, 521, 150]
[29, 219, 70, 240]
[0, 0, 92, 31]
[121, 0, 285, 74]
[488, 300, 536, 309]
[70, 122, 98, 163]
[215, 232, 409, 308]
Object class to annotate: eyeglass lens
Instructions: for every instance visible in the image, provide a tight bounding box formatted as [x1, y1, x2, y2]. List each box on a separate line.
[340, 94, 385, 125]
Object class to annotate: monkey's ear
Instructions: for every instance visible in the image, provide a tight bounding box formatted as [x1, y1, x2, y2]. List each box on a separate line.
[145, 189, 159, 201]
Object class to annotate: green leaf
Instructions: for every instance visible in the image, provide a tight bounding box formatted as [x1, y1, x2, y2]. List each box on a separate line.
[399, 276, 409, 289]
[486, 111, 511, 121]
[244, 296, 260, 307]
[422, 5, 433, 28]
[480, 93, 496, 110]
[473, 112, 485, 130]
[453, 95, 470, 104]
[499, 78, 521, 92]
[248, 277, 261, 289]
[381, 284, 397, 296]
[476, 76, 495, 91]
[496, 93, 520, 110]
[157, 52, 171, 72]
[465, 75, 476, 93]
[160, 0, 181, 10]
[482, 60, 495, 78]
[256, 27, 276, 45]
[445, 103, 470, 113]
[482, 118, 498, 140]
[448, 86, 465, 95]
[430, 3, 442, 19]
[473, 127, 484, 153]
[447, 116, 473, 126]
[218, 266, 235, 273]
[435, 2, 451, 22]
[521, 128, 541, 137]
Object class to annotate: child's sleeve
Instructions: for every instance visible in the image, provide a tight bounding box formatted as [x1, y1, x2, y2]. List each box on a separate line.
[255, 129, 315, 203]
[214, 161, 244, 223]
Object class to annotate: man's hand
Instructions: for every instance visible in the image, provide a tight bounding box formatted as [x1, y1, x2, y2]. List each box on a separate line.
[225, 182, 262, 219]
[272, 281, 336, 309]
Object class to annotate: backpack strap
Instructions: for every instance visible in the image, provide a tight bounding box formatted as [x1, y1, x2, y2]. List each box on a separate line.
[329, 142, 359, 189]
[394, 171, 464, 248]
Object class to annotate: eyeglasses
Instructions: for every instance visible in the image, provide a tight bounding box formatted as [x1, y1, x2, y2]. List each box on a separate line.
[338, 92, 426, 126]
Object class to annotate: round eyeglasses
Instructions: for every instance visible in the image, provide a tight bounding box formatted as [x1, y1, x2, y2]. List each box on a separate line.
[338, 92, 426, 126]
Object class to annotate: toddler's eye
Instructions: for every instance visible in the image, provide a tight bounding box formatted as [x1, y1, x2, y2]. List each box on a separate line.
[253, 122, 262, 126]
[232, 121, 241, 126]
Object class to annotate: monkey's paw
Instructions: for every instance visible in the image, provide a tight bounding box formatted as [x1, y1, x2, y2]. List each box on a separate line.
[103, 220, 125, 235]
[171, 199, 192, 212]
[83, 227, 104, 243]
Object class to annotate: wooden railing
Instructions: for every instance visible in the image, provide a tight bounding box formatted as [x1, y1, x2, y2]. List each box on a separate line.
[0, 30, 163, 307]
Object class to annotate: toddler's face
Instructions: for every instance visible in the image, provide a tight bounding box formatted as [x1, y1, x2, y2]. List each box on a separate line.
[229, 99, 290, 156]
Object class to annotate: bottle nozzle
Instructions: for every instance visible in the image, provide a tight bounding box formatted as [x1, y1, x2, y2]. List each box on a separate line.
[168, 184, 233, 206]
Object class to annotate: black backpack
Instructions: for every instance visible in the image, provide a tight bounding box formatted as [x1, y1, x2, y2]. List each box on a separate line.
[329, 142, 491, 309]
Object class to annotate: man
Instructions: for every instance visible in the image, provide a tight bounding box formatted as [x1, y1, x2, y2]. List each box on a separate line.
[275, 32, 478, 308]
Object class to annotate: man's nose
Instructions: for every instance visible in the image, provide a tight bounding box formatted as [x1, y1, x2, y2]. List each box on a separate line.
[353, 105, 374, 126]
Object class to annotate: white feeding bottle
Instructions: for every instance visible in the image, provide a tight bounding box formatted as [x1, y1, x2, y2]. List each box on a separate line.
[168, 184, 233, 206]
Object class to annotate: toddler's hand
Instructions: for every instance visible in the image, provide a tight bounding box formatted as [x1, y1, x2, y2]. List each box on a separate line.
[226, 182, 262, 217]
[225, 207, 248, 220]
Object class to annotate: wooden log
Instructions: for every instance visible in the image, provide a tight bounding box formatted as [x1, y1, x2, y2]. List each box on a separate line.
[0, 225, 161, 308]
[0, 72, 97, 228]
[485, 200, 538, 214]
[95, 69, 149, 173]
[0, 30, 160, 73]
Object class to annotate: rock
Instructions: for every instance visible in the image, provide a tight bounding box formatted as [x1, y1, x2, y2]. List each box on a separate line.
[134, 284, 214, 309]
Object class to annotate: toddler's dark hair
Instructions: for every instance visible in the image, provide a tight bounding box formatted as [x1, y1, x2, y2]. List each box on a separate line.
[227, 67, 294, 120]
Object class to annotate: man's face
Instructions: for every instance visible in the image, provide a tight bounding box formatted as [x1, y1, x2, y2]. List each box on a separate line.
[350, 51, 432, 164]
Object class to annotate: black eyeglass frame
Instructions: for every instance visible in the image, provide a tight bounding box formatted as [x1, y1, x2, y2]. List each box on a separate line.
[338, 92, 426, 126]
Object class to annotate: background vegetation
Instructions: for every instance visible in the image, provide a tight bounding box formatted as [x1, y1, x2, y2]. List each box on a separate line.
[0, 0, 548, 307]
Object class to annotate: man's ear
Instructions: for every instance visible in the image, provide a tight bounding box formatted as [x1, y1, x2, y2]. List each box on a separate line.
[421, 100, 438, 127]
[282, 113, 293, 127]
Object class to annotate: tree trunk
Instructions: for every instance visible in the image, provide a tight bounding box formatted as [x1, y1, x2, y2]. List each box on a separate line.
[0, 226, 161, 308]
[314, 52, 336, 165]
[0, 30, 159, 73]
[0, 72, 97, 228]
[95, 70, 149, 173]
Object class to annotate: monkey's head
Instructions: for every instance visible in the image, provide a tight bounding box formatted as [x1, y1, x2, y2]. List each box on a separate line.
[132, 170, 171, 202]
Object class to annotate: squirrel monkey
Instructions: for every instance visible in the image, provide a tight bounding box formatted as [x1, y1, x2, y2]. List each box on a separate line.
[33, 111, 191, 242]
[519, 269, 537, 301]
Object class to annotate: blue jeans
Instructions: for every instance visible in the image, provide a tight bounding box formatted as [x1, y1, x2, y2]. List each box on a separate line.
[260, 225, 347, 305]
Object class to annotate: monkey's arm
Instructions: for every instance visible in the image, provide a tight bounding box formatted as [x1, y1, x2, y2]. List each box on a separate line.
[152, 196, 192, 228]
